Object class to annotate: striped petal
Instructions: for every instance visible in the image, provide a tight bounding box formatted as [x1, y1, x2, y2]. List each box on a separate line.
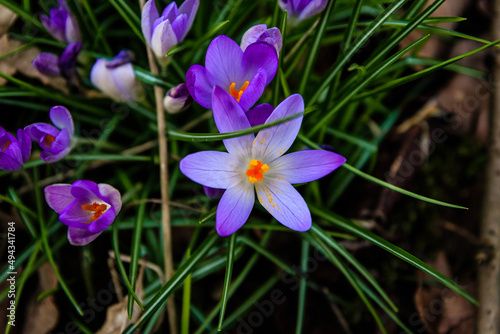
[215, 180, 255, 236]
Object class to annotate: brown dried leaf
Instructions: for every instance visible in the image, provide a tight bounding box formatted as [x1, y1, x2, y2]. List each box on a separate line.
[0, 5, 17, 36]
[414, 252, 475, 334]
[22, 262, 59, 334]
[0, 35, 68, 93]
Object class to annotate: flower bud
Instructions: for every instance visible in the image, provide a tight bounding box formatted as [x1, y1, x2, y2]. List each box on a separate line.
[40, 0, 81, 43]
[163, 83, 192, 114]
[241, 24, 282, 55]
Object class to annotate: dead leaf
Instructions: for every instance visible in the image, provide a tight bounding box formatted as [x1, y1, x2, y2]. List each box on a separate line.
[22, 262, 59, 334]
[0, 5, 17, 36]
[414, 252, 475, 334]
[0, 35, 68, 93]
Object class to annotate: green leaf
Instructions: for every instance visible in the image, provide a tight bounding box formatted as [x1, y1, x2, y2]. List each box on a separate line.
[218, 233, 237, 330]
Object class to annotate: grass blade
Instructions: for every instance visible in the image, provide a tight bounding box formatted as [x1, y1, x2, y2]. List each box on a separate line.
[218, 233, 237, 330]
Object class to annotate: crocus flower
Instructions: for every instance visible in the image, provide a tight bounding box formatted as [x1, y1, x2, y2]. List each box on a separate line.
[141, 0, 199, 59]
[90, 50, 141, 102]
[279, 0, 328, 22]
[241, 24, 282, 55]
[180, 86, 346, 236]
[32, 42, 82, 80]
[0, 127, 31, 172]
[24, 106, 74, 163]
[40, 0, 81, 44]
[45, 180, 122, 245]
[163, 83, 192, 114]
[186, 35, 278, 110]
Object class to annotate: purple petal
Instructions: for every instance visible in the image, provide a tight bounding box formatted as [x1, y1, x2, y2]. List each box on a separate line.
[32, 53, 61, 77]
[171, 13, 187, 41]
[64, 9, 81, 42]
[44, 184, 75, 213]
[298, 0, 328, 21]
[0, 153, 22, 171]
[24, 123, 59, 142]
[141, 0, 159, 44]
[180, 151, 242, 189]
[97, 183, 122, 214]
[58, 42, 82, 78]
[59, 197, 95, 229]
[216, 181, 255, 236]
[241, 24, 268, 51]
[17, 129, 31, 163]
[178, 0, 199, 39]
[106, 49, 134, 69]
[186, 65, 213, 108]
[203, 186, 225, 199]
[255, 178, 311, 231]
[245, 103, 273, 127]
[67, 227, 102, 246]
[0, 126, 6, 136]
[151, 19, 178, 58]
[110, 62, 140, 102]
[238, 67, 267, 111]
[269, 150, 346, 184]
[161, 2, 179, 21]
[91, 59, 123, 101]
[205, 36, 244, 90]
[242, 42, 278, 85]
[212, 86, 254, 158]
[87, 208, 116, 233]
[252, 94, 304, 162]
[71, 180, 101, 200]
[50, 106, 74, 135]
[41, 128, 70, 157]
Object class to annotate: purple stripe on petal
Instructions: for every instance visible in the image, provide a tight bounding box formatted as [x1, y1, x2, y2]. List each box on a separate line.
[269, 150, 346, 184]
[205, 36, 245, 90]
[252, 94, 304, 163]
[255, 178, 311, 232]
[186, 65, 213, 109]
[50, 106, 74, 135]
[67, 227, 101, 246]
[141, 0, 159, 44]
[212, 86, 254, 158]
[215, 180, 255, 236]
[180, 151, 242, 189]
[238, 68, 267, 111]
[44, 184, 75, 213]
[245, 103, 273, 127]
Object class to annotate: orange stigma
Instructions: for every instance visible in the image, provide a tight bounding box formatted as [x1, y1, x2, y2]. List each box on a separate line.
[246, 159, 269, 184]
[42, 134, 56, 148]
[1, 140, 11, 151]
[229, 81, 250, 103]
[81, 202, 108, 221]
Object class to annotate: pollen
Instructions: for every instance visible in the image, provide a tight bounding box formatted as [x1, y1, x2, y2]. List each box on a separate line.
[41, 134, 56, 148]
[229, 81, 250, 103]
[81, 202, 108, 221]
[246, 159, 269, 184]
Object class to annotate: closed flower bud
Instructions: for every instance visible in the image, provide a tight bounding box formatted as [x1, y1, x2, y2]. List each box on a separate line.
[163, 83, 192, 114]
[241, 24, 282, 56]
[40, 0, 81, 44]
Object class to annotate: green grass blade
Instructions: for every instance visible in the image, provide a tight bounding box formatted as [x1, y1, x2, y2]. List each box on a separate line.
[7, 187, 37, 238]
[218, 233, 237, 330]
[109, 0, 144, 42]
[181, 249, 192, 334]
[295, 239, 309, 334]
[0, 0, 43, 28]
[310, 207, 477, 305]
[123, 233, 219, 333]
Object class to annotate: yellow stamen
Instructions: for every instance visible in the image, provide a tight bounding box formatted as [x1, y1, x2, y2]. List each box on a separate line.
[246, 159, 269, 184]
[229, 81, 250, 103]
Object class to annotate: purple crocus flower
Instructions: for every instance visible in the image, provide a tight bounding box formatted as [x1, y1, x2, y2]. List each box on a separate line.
[241, 24, 282, 55]
[0, 127, 31, 172]
[32, 42, 82, 80]
[90, 50, 141, 102]
[24, 106, 74, 163]
[141, 0, 199, 59]
[40, 0, 81, 44]
[279, 0, 328, 22]
[45, 180, 122, 245]
[186, 35, 278, 110]
[180, 86, 346, 236]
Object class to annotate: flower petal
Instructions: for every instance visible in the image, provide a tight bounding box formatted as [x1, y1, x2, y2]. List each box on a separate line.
[67, 227, 102, 246]
[171, 13, 187, 41]
[50, 106, 74, 135]
[88, 208, 116, 233]
[203, 186, 225, 199]
[216, 180, 254, 236]
[110, 62, 140, 102]
[24, 123, 59, 142]
[17, 129, 31, 163]
[151, 19, 178, 58]
[298, 0, 328, 21]
[44, 184, 75, 213]
[242, 42, 278, 85]
[91, 59, 124, 101]
[205, 35, 244, 90]
[241, 24, 268, 51]
[255, 178, 311, 231]
[32, 53, 60, 77]
[252, 94, 304, 162]
[141, 0, 159, 44]
[245, 103, 273, 127]
[0, 152, 21, 171]
[180, 151, 242, 189]
[178, 0, 199, 39]
[269, 150, 346, 184]
[186, 64, 213, 108]
[98, 183, 122, 213]
[71, 180, 101, 200]
[212, 86, 254, 159]
[59, 197, 94, 229]
[238, 67, 267, 111]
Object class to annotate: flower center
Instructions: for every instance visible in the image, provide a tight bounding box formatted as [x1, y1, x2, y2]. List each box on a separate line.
[229, 81, 250, 103]
[246, 159, 269, 184]
[0, 140, 11, 152]
[81, 202, 108, 221]
[42, 134, 56, 148]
